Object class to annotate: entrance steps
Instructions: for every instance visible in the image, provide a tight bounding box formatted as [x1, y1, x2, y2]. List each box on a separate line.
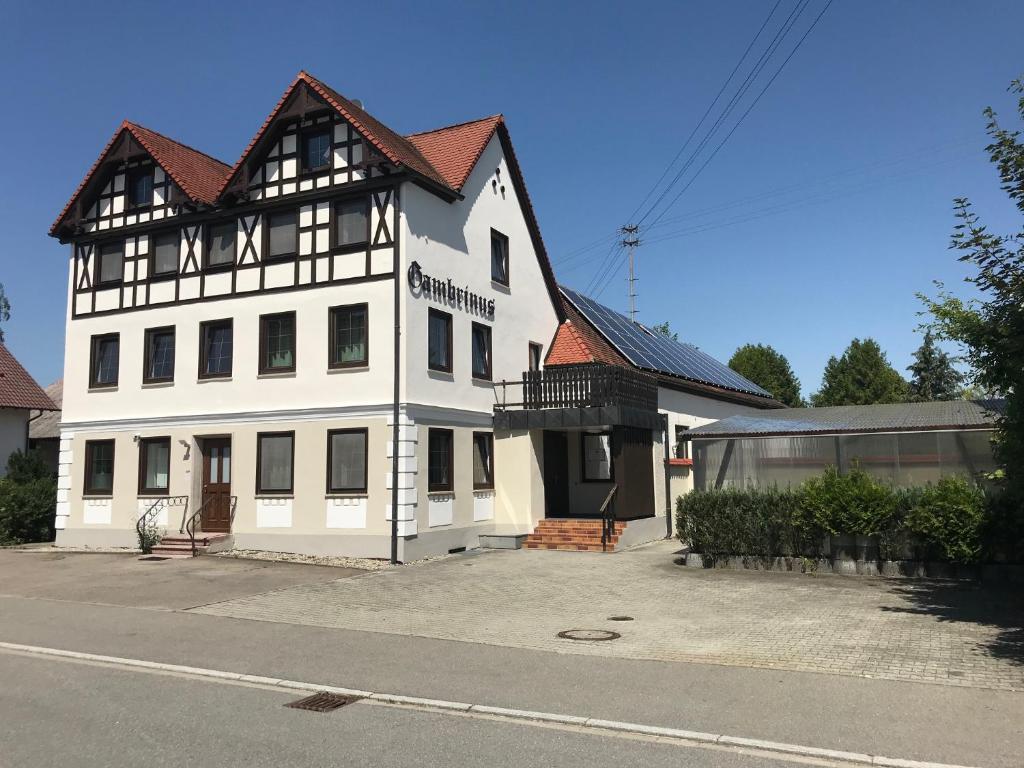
[149, 533, 231, 558]
[523, 519, 626, 552]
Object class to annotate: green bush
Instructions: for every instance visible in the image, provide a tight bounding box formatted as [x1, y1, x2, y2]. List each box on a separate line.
[676, 468, 1022, 565]
[0, 450, 56, 545]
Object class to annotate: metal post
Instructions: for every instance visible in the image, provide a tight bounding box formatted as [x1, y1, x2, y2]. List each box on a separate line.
[621, 225, 640, 323]
[390, 194, 402, 565]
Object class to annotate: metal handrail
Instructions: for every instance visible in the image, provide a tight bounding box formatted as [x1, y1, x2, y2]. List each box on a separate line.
[599, 485, 618, 552]
[135, 496, 188, 554]
[182, 496, 237, 557]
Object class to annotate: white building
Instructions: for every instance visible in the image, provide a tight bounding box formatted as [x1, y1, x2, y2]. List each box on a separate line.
[49, 71, 779, 559]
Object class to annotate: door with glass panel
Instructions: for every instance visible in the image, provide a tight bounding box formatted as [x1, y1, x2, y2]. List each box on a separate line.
[201, 438, 232, 532]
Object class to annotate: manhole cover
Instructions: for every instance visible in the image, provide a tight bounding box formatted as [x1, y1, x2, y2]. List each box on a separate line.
[285, 692, 361, 712]
[608, 616, 634, 622]
[557, 629, 621, 642]
[138, 556, 169, 561]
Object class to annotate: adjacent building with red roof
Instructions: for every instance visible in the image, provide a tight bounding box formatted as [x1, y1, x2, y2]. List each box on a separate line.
[0, 344, 56, 477]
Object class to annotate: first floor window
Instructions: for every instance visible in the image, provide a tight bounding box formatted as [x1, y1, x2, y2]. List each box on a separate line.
[207, 222, 235, 268]
[428, 309, 452, 373]
[428, 429, 453, 492]
[490, 229, 509, 285]
[152, 230, 178, 277]
[529, 342, 542, 371]
[582, 433, 612, 481]
[267, 210, 297, 259]
[199, 319, 232, 378]
[259, 312, 296, 373]
[471, 322, 492, 380]
[335, 198, 368, 247]
[329, 304, 368, 368]
[138, 437, 170, 495]
[473, 432, 494, 490]
[327, 429, 367, 493]
[257, 432, 294, 494]
[90, 333, 119, 388]
[84, 440, 115, 495]
[97, 241, 124, 285]
[144, 326, 175, 383]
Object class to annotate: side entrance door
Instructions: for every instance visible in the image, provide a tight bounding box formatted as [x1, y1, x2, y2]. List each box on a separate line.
[543, 431, 570, 517]
[201, 438, 232, 533]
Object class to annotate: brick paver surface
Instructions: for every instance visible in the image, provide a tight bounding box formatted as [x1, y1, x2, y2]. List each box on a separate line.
[191, 541, 1024, 691]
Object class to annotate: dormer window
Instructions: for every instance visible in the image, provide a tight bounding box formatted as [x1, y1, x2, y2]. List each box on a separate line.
[127, 167, 153, 208]
[301, 129, 331, 172]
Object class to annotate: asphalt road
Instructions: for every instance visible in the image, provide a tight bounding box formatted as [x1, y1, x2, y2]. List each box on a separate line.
[0, 653, 796, 768]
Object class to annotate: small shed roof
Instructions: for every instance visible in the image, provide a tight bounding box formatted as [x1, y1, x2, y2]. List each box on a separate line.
[686, 399, 1004, 439]
[29, 379, 62, 439]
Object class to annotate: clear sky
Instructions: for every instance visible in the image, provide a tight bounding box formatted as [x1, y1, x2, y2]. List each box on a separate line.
[1, 0, 1021, 398]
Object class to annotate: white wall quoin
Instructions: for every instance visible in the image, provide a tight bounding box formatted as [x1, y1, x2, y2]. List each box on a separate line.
[325, 497, 367, 529]
[385, 412, 418, 537]
[54, 432, 74, 530]
[256, 497, 293, 528]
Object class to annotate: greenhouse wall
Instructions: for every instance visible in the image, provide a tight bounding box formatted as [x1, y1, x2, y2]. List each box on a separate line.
[692, 429, 996, 490]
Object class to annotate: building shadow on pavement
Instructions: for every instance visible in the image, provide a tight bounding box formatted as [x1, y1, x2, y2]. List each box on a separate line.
[881, 579, 1024, 666]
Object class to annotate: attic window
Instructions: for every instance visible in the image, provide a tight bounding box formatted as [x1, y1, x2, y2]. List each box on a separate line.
[127, 167, 153, 208]
[302, 129, 331, 172]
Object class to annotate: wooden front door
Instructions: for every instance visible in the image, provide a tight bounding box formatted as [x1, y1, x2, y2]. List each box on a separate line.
[201, 438, 232, 533]
[543, 431, 570, 517]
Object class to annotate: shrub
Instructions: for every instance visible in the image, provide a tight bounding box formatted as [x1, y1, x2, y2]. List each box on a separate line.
[904, 476, 986, 564]
[0, 450, 56, 545]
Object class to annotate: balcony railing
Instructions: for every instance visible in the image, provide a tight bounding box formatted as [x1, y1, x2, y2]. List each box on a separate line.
[493, 364, 658, 412]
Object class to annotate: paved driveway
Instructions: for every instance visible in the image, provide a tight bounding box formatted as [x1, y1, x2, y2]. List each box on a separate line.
[191, 541, 1024, 691]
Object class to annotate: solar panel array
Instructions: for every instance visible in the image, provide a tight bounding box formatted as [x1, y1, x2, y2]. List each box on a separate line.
[560, 286, 772, 398]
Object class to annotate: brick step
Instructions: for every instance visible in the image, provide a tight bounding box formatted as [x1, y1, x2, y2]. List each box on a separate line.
[523, 542, 609, 552]
[524, 534, 619, 544]
[535, 523, 625, 533]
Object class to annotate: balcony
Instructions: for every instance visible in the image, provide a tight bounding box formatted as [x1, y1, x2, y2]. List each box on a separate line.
[493, 364, 662, 431]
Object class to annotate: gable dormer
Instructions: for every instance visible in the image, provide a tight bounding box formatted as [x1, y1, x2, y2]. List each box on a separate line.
[50, 121, 230, 242]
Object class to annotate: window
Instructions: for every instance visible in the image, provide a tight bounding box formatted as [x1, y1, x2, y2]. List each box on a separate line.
[266, 210, 297, 259]
[138, 437, 170, 495]
[473, 432, 494, 490]
[675, 425, 690, 459]
[490, 229, 509, 285]
[206, 222, 235, 268]
[256, 432, 294, 494]
[529, 342, 542, 371]
[302, 129, 331, 172]
[471, 322, 492, 380]
[259, 312, 296, 374]
[127, 168, 153, 208]
[152, 230, 178, 277]
[199, 319, 232, 378]
[334, 198, 368, 247]
[428, 309, 452, 373]
[97, 241, 124, 285]
[582, 433, 613, 481]
[327, 429, 367, 494]
[89, 333, 119, 388]
[143, 327, 175, 383]
[428, 429, 454, 492]
[84, 440, 115, 496]
[329, 304, 368, 368]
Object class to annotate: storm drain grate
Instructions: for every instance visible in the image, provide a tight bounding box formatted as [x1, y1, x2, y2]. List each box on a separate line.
[285, 692, 361, 713]
[557, 629, 621, 642]
[138, 556, 169, 562]
[608, 616, 634, 622]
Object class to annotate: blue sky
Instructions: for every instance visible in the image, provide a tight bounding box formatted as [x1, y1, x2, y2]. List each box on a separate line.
[1, 0, 1021, 398]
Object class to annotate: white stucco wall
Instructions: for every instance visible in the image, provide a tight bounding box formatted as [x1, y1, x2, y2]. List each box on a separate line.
[0, 409, 28, 477]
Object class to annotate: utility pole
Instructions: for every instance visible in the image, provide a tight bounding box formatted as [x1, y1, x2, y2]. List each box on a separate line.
[621, 225, 640, 323]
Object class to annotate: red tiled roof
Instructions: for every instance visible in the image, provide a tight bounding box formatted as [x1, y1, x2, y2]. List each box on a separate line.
[0, 345, 56, 411]
[49, 121, 231, 236]
[217, 71, 453, 198]
[407, 116, 503, 191]
[546, 303, 628, 367]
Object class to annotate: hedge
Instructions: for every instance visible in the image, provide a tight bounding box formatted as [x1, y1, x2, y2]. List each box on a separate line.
[0, 450, 56, 546]
[676, 466, 1023, 565]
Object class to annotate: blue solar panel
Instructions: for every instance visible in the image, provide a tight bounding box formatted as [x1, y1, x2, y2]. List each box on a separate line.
[560, 286, 772, 398]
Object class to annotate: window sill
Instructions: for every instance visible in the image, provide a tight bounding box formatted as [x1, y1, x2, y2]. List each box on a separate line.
[327, 364, 368, 374]
[473, 487, 495, 493]
[256, 494, 294, 500]
[257, 370, 296, 379]
[329, 243, 370, 255]
[150, 272, 177, 282]
[137, 492, 170, 499]
[203, 263, 234, 273]
[264, 253, 297, 263]
[142, 380, 174, 389]
[197, 376, 232, 383]
[88, 386, 118, 393]
[83, 494, 113, 500]
[427, 369, 454, 382]
[95, 281, 124, 289]
[471, 376, 493, 386]
[326, 492, 368, 499]
[491, 280, 510, 293]
[427, 490, 454, 498]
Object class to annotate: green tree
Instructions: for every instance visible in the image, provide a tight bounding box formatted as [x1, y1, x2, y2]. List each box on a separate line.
[728, 343, 803, 407]
[0, 283, 9, 342]
[651, 321, 678, 341]
[920, 76, 1024, 492]
[907, 330, 964, 401]
[811, 338, 908, 407]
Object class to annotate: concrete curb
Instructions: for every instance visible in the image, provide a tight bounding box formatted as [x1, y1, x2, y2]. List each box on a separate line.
[0, 641, 979, 768]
